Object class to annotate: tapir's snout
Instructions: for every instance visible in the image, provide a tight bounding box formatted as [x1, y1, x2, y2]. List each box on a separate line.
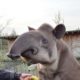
[8, 46, 38, 60]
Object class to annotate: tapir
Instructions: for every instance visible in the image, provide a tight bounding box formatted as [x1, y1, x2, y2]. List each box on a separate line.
[8, 23, 80, 80]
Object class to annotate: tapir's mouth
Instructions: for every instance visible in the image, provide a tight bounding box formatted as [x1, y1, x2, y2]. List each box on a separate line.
[26, 59, 38, 66]
[20, 49, 44, 66]
[7, 55, 36, 66]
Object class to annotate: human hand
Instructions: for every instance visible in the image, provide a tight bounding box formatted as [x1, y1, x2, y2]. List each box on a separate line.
[20, 73, 32, 80]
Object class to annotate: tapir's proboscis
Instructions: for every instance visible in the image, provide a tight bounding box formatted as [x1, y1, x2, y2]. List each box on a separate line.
[8, 23, 80, 80]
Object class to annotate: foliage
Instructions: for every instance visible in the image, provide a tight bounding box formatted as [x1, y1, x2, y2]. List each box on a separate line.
[0, 50, 38, 75]
[53, 11, 64, 25]
[0, 19, 12, 35]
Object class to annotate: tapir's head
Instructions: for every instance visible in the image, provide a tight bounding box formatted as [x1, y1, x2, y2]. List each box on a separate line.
[8, 23, 66, 65]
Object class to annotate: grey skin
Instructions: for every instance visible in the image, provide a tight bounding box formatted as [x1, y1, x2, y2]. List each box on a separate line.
[8, 23, 80, 80]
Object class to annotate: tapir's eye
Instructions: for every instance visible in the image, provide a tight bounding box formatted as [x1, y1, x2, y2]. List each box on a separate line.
[40, 37, 48, 48]
[42, 38, 48, 44]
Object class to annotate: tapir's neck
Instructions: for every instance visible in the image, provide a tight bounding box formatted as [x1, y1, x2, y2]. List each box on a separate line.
[39, 59, 60, 80]
[39, 40, 63, 79]
[39, 40, 80, 80]
[41, 40, 66, 72]
[57, 40, 80, 71]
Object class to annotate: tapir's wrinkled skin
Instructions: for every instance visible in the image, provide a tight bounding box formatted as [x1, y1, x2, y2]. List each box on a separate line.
[8, 23, 80, 80]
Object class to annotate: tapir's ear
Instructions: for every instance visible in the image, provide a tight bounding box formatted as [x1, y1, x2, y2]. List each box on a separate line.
[52, 24, 66, 39]
[28, 26, 35, 31]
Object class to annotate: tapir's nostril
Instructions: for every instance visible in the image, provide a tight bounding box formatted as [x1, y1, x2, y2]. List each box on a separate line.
[33, 47, 38, 55]
[21, 47, 38, 57]
[28, 47, 38, 55]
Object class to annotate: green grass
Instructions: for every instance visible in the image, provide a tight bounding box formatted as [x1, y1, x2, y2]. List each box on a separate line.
[0, 50, 38, 75]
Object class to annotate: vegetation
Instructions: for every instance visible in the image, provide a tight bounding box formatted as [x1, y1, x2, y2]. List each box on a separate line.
[53, 11, 64, 25]
[0, 50, 38, 75]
